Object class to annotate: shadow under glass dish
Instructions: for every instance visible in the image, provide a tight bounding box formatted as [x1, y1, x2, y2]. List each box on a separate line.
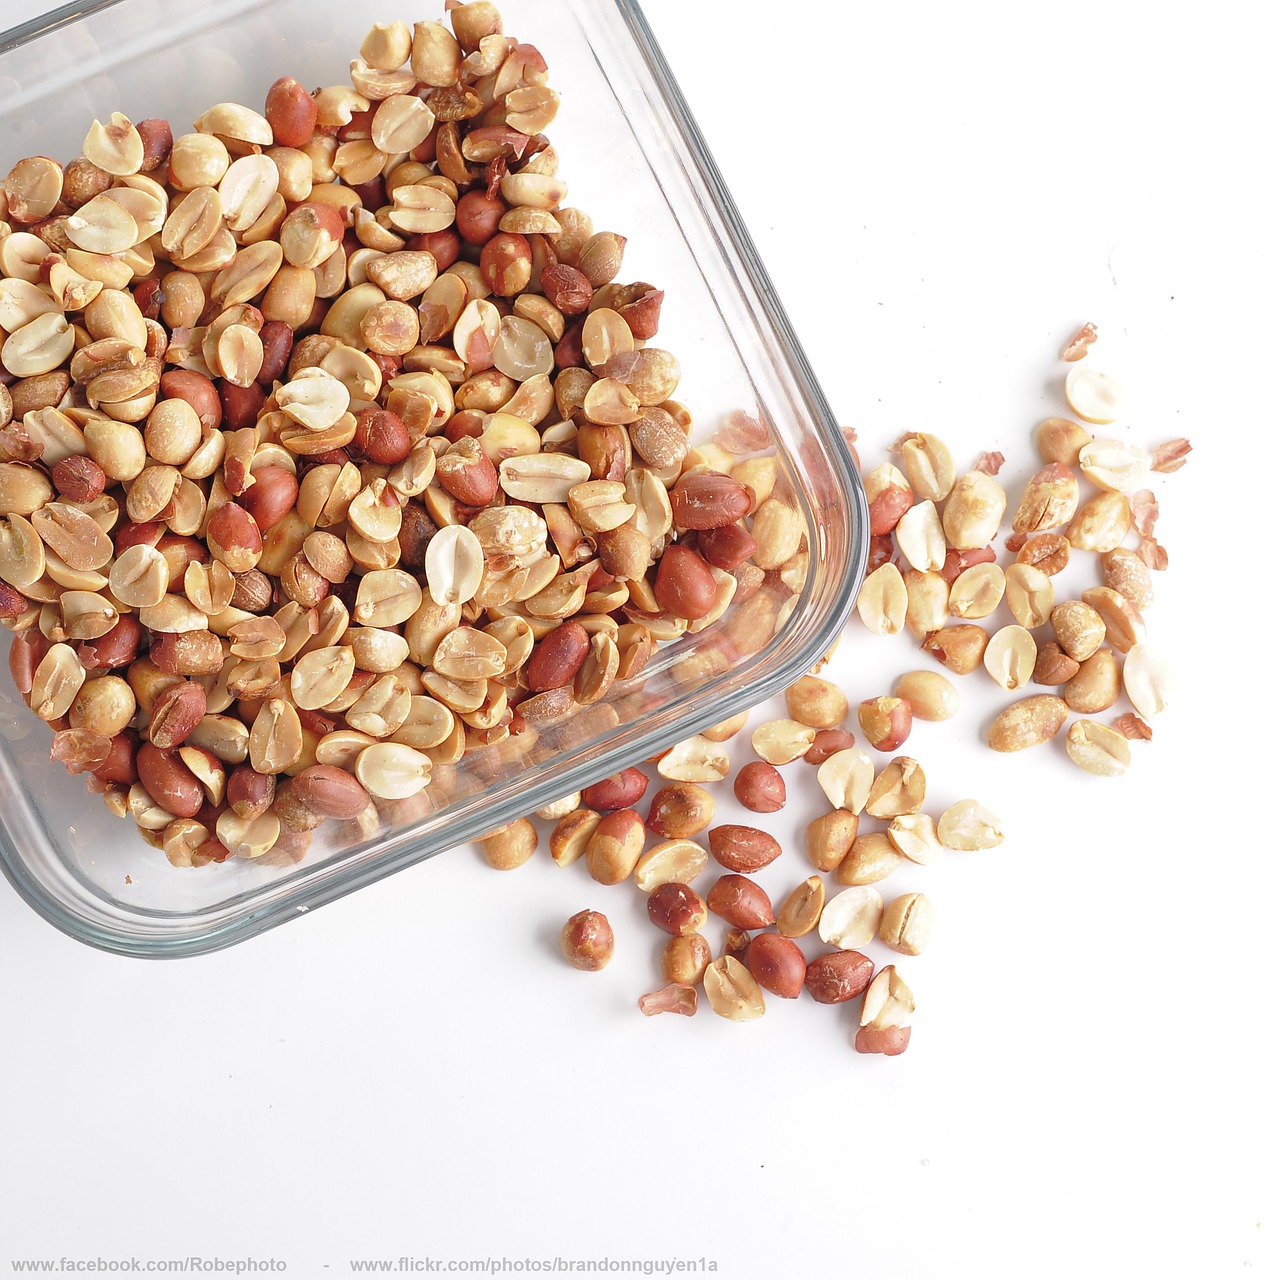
[0, 0, 866, 956]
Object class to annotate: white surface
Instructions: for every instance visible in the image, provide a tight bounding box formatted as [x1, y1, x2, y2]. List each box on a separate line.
[1, 1, 1275, 1276]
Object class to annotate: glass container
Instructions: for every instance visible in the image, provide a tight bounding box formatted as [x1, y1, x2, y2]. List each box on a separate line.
[0, 0, 866, 955]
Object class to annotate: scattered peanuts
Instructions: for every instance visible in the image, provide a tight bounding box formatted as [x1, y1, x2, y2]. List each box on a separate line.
[522, 327, 1187, 1059]
[853, 324, 1184, 777]
[531, 323, 1165, 1053]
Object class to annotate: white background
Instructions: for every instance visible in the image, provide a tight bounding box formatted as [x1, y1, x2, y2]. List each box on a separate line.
[1, 1, 1276, 1276]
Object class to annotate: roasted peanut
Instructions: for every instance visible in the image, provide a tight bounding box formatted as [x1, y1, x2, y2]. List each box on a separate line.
[560, 910, 614, 970]
[775, 877, 825, 940]
[858, 696, 912, 752]
[703, 956, 765, 1022]
[893, 670, 958, 722]
[784, 675, 848, 729]
[987, 695, 1069, 752]
[645, 783, 714, 839]
[746, 934, 806, 999]
[707, 874, 775, 930]
[773, 875, 824, 947]
[733, 762, 786, 813]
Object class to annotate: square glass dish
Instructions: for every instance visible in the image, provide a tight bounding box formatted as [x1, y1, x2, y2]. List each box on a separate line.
[0, 0, 865, 956]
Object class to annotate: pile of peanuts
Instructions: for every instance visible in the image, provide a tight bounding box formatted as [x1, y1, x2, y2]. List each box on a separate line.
[0, 6, 1175, 1055]
[1, 4, 804, 867]
[853, 325, 1187, 775]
